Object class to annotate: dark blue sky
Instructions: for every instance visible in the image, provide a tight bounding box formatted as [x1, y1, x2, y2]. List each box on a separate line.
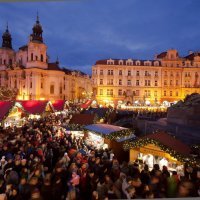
[0, 0, 200, 74]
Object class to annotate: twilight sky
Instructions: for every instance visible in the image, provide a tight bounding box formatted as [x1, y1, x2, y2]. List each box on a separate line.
[0, 0, 200, 74]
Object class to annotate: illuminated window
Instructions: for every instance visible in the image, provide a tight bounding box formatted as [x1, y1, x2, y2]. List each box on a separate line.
[170, 91, 172, 96]
[176, 91, 178, 96]
[100, 89, 103, 95]
[164, 91, 166, 96]
[154, 91, 157, 96]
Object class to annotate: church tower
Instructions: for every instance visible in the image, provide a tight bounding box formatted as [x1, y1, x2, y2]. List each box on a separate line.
[0, 24, 15, 69]
[26, 13, 48, 69]
[2, 23, 12, 49]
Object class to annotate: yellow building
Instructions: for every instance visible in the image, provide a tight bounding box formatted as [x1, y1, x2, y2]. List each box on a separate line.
[0, 15, 92, 102]
[92, 49, 200, 105]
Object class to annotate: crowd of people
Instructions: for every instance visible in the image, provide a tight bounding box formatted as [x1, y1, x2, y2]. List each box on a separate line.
[0, 106, 199, 200]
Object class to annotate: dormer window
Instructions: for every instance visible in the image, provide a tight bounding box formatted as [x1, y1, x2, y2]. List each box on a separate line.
[107, 59, 114, 65]
[136, 60, 140, 66]
[144, 61, 151, 66]
[119, 60, 123, 65]
[126, 59, 133, 66]
[154, 61, 159, 66]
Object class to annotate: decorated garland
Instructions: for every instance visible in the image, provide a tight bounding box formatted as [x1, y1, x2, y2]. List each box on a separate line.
[123, 137, 197, 164]
[65, 123, 85, 131]
[84, 128, 135, 141]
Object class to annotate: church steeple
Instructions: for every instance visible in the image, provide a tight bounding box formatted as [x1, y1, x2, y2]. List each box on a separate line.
[30, 12, 43, 43]
[2, 23, 12, 49]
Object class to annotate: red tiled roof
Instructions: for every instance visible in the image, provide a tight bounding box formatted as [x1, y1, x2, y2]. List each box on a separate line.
[51, 100, 65, 111]
[17, 100, 50, 114]
[0, 101, 15, 122]
[138, 132, 191, 156]
[69, 114, 95, 125]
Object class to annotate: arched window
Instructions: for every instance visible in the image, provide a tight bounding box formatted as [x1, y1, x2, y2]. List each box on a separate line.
[41, 54, 43, 62]
[35, 56, 38, 61]
[31, 53, 33, 61]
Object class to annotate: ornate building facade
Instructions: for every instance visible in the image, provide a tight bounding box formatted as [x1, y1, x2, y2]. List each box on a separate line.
[92, 49, 200, 105]
[0, 16, 92, 101]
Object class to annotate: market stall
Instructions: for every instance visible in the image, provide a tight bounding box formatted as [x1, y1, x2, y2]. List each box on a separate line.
[51, 100, 68, 114]
[123, 132, 193, 171]
[0, 101, 26, 127]
[16, 100, 53, 119]
[84, 124, 136, 162]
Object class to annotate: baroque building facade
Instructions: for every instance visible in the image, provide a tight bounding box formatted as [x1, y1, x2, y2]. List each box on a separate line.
[0, 16, 92, 101]
[92, 49, 200, 105]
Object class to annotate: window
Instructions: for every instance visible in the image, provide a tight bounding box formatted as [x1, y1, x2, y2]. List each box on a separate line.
[100, 89, 103, 95]
[164, 80, 167, 86]
[128, 70, 131, 76]
[136, 80, 139, 86]
[100, 79, 103, 85]
[170, 91, 172, 96]
[127, 80, 131, 86]
[154, 91, 157, 97]
[119, 79, 122, 85]
[135, 90, 140, 96]
[170, 72, 173, 77]
[30, 81, 32, 89]
[136, 71, 140, 76]
[170, 80, 173, 86]
[35, 56, 38, 61]
[145, 71, 148, 76]
[108, 70, 113, 75]
[107, 89, 113, 96]
[3, 60, 6, 65]
[176, 80, 179, 86]
[164, 91, 166, 96]
[118, 89, 122, 96]
[176, 91, 179, 96]
[31, 53, 33, 61]
[50, 85, 54, 94]
[9, 59, 12, 65]
[60, 86, 62, 94]
[100, 70, 103, 75]
[41, 54, 43, 62]
[155, 71, 158, 77]
[107, 79, 113, 85]
[41, 82, 43, 89]
[155, 81, 158, 86]
[145, 80, 151, 86]
[119, 70, 122, 75]
[164, 71, 167, 76]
